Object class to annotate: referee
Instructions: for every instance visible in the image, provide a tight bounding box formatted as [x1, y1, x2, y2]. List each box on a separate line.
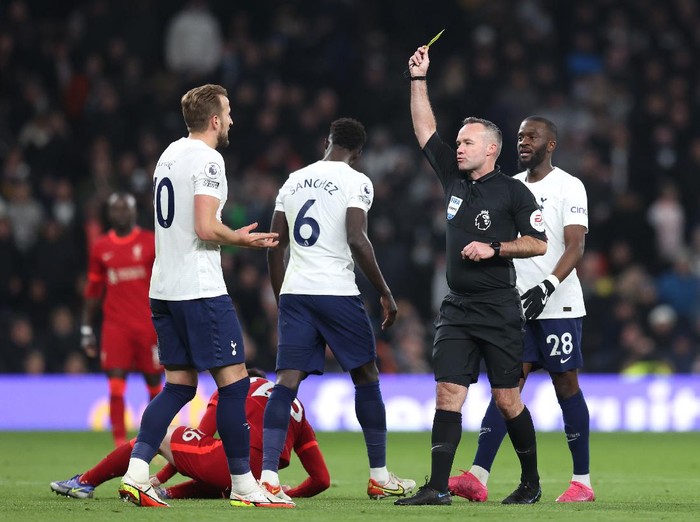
[396, 46, 548, 506]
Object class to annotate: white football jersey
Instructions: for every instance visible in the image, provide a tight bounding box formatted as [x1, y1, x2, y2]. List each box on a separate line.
[513, 167, 588, 319]
[275, 160, 373, 295]
[149, 137, 228, 300]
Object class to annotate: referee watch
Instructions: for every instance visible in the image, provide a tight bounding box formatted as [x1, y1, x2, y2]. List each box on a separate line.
[489, 241, 501, 257]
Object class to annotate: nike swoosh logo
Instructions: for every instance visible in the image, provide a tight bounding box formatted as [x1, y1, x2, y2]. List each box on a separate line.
[560, 356, 572, 364]
[541, 297, 548, 305]
[391, 484, 405, 494]
[431, 445, 443, 451]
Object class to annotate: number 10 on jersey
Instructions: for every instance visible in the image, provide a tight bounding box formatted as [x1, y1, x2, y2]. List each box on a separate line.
[153, 177, 174, 228]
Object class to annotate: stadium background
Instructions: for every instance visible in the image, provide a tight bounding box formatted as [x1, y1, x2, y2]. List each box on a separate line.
[1, 0, 699, 429]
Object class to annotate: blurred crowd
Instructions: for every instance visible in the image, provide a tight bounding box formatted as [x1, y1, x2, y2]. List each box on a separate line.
[1, 0, 700, 376]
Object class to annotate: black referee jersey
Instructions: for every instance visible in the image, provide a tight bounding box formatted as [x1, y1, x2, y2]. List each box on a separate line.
[423, 132, 547, 295]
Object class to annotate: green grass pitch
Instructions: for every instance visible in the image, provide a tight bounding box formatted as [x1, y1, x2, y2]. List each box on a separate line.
[0, 431, 698, 521]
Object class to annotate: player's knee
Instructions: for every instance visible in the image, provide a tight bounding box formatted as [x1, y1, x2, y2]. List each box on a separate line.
[493, 388, 523, 419]
[551, 371, 580, 400]
[276, 370, 304, 392]
[108, 377, 126, 397]
[435, 380, 468, 411]
[317, 470, 331, 493]
[163, 381, 197, 403]
[350, 361, 379, 385]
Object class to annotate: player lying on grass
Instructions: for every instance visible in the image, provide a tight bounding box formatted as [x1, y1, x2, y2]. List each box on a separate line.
[50, 370, 330, 500]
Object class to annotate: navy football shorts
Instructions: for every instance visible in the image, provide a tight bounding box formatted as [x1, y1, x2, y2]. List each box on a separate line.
[276, 294, 376, 374]
[523, 317, 584, 373]
[150, 295, 245, 371]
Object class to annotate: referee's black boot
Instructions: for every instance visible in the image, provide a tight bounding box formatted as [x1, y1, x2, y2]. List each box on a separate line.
[394, 482, 452, 506]
[501, 481, 542, 504]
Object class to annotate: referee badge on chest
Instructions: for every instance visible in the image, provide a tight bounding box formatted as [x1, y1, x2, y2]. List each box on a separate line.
[447, 196, 463, 220]
[475, 209, 491, 230]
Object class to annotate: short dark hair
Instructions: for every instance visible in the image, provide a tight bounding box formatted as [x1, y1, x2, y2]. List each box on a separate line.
[461, 116, 503, 155]
[108, 192, 136, 208]
[181, 84, 228, 133]
[329, 117, 367, 152]
[523, 116, 558, 141]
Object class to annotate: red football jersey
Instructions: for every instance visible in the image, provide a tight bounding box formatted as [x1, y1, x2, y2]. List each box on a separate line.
[157, 376, 329, 498]
[84, 227, 155, 331]
[198, 377, 313, 468]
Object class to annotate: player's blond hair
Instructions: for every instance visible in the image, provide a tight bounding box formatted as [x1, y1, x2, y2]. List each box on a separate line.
[181, 84, 228, 133]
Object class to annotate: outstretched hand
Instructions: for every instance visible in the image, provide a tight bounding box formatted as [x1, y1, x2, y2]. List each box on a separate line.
[235, 222, 279, 249]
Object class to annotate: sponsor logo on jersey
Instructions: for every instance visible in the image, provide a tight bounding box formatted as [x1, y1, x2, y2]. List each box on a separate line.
[205, 162, 222, 179]
[107, 266, 147, 284]
[203, 180, 220, 189]
[132, 244, 142, 261]
[530, 209, 545, 232]
[570, 205, 587, 215]
[157, 160, 175, 170]
[447, 196, 463, 220]
[475, 209, 491, 230]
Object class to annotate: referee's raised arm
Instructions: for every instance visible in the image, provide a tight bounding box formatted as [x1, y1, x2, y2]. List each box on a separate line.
[408, 46, 436, 148]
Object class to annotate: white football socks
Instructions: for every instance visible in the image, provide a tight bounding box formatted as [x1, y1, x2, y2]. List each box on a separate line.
[469, 465, 490, 486]
[370, 466, 390, 483]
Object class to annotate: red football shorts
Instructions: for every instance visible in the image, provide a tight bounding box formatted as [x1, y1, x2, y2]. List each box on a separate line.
[100, 321, 162, 373]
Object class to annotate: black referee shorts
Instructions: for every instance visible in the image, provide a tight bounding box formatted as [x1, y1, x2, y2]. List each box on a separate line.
[432, 289, 525, 388]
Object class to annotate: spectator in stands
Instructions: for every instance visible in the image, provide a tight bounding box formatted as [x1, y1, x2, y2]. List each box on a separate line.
[165, 0, 223, 78]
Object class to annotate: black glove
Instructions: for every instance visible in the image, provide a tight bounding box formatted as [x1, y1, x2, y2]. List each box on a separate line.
[521, 279, 556, 320]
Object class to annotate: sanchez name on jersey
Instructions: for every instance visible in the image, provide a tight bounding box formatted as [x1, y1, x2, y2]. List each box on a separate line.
[275, 160, 373, 296]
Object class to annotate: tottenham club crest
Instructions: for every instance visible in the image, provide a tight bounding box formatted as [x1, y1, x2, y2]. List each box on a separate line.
[475, 210, 491, 230]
